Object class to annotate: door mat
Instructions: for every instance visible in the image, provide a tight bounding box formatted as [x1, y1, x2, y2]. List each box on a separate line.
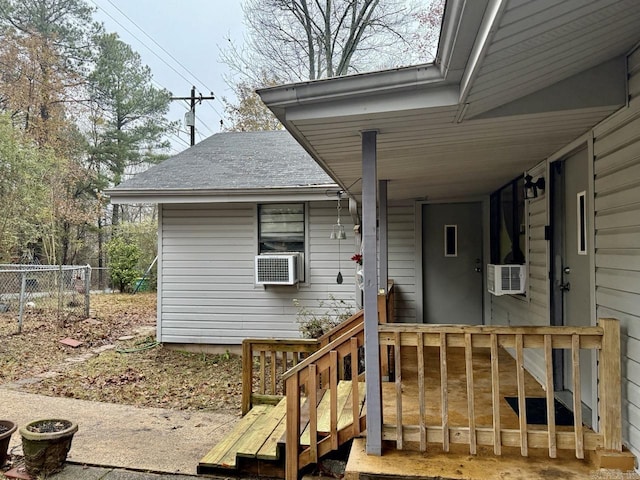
[504, 397, 575, 426]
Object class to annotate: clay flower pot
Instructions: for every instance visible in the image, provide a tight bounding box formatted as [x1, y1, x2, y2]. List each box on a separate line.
[19, 419, 78, 476]
[0, 420, 17, 467]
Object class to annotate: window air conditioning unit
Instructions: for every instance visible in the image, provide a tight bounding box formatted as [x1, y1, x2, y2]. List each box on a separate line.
[487, 264, 526, 296]
[255, 254, 299, 285]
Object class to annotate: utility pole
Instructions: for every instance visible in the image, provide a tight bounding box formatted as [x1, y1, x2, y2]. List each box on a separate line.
[170, 86, 216, 146]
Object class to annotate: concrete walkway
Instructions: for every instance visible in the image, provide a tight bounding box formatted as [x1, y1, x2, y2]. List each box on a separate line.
[1, 387, 239, 476]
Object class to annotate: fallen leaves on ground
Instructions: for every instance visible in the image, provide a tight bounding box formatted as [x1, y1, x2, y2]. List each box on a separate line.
[0, 293, 242, 413]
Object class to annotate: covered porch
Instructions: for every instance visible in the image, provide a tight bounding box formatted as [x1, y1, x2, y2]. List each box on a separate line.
[255, 0, 640, 477]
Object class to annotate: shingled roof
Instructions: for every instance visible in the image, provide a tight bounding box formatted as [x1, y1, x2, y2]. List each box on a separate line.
[112, 130, 335, 192]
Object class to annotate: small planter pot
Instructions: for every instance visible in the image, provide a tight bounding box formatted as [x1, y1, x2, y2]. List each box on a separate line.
[19, 419, 78, 477]
[0, 420, 17, 467]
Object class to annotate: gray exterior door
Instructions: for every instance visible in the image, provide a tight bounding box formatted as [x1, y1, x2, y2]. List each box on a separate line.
[423, 203, 483, 324]
[551, 147, 594, 415]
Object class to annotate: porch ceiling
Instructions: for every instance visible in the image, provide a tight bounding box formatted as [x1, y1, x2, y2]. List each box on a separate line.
[258, 0, 640, 203]
[285, 104, 616, 202]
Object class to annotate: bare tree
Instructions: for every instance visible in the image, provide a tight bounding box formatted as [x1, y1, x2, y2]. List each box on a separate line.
[221, 0, 443, 130]
[222, 0, 436, 85]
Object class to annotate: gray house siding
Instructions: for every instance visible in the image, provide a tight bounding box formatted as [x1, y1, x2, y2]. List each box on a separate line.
[593, 86, 640, 458]
[158, 200, 417, 344]
[489, 161, 550, 383]
[388, 203, 416, 323]
[159, 201, 357, 345]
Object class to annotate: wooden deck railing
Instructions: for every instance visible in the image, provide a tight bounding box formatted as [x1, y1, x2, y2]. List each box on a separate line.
[378, 318, 621, 459]
[283, 322, 366, 480]
[242, 338, 319, 415]
[241, 282, 395, 415]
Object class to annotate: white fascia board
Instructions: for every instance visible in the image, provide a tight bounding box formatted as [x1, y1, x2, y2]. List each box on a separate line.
[458, 0, 507, 104]
[286, 85, 459, 122]
[258, 66, 453, 126]
[258, 64, 443, 108]
[107, 186, 339, 205]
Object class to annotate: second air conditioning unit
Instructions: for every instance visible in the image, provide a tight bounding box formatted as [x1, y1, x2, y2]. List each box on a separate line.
[487, 264, 526, 296]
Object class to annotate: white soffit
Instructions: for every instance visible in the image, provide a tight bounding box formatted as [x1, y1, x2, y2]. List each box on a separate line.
[464, 0, 640, 117]
[289, 105, 615, 202]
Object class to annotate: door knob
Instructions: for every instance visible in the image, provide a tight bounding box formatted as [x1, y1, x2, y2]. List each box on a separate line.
[559, 282, 571, 292]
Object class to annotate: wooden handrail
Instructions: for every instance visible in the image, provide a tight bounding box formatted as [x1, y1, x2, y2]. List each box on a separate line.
[317, 309, 364, 347]
[379, 319, 622, 460]
[285, 321, 366, 480]
[282, 322, 364, 381]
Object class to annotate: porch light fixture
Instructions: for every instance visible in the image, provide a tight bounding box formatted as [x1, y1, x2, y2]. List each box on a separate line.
[524, 174, 545, 199]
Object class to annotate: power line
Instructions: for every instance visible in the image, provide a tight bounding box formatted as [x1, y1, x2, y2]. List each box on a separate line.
[90, 0, 219, 136]
[95, 0, 227, 119]
[104, 0, 215, 97]
[171, 87, 216, 146]
[90, 0, 192, 86]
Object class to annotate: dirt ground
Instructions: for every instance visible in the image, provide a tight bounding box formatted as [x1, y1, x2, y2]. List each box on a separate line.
[0, 293, 243, 413]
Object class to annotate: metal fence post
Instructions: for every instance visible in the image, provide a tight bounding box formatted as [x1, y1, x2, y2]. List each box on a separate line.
[18, 272, 26, 334]
[84, 265, 91, 318]
[58, 265, 64, 324]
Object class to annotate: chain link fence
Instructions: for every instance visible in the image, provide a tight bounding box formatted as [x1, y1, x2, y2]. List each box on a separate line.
[0, 264, 91, 332]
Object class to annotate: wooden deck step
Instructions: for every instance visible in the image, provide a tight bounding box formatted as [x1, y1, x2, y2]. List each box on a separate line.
[237, 397, 288, 460]
[199, 404, 271, 471]
[199, 385, 365, 477]
[300, 381, 365, 446]
[260, 396, 308, 461]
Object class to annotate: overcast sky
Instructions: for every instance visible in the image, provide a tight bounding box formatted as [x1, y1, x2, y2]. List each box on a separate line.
[92, 0, 246, 153]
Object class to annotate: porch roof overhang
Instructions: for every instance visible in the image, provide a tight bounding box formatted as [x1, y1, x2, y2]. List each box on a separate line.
[257, 0, 640, 203]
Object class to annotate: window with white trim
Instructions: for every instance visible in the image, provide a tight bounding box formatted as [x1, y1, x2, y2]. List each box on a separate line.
[258, 203, 305, 254]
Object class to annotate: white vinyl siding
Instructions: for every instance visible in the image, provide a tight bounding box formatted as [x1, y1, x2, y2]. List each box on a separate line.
[159, 201, 355, 345]
[490, 161, 549, 384]
[593, 94, 640, 459]
[388, 203, 416, 323]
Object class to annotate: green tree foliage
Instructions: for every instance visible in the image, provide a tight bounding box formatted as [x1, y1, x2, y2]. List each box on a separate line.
[0, 0, 99, 146]
[0, 0, 105, 264]
[0, 114, 53, 261]
[111, 220, 157, 288]
[106, 235, 142, 293]
[86, 33, 174, 225]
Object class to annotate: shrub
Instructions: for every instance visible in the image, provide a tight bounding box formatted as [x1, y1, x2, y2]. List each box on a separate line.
[293, 295, 354, 339]
[106, 236, 142, 292]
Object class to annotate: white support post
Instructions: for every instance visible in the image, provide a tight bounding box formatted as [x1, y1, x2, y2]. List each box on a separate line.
[362, 130, 382, 455]
[379, 180, 388, 293]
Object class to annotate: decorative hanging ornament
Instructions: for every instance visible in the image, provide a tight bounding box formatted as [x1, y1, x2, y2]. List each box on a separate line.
[331, 193, 346, 284]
